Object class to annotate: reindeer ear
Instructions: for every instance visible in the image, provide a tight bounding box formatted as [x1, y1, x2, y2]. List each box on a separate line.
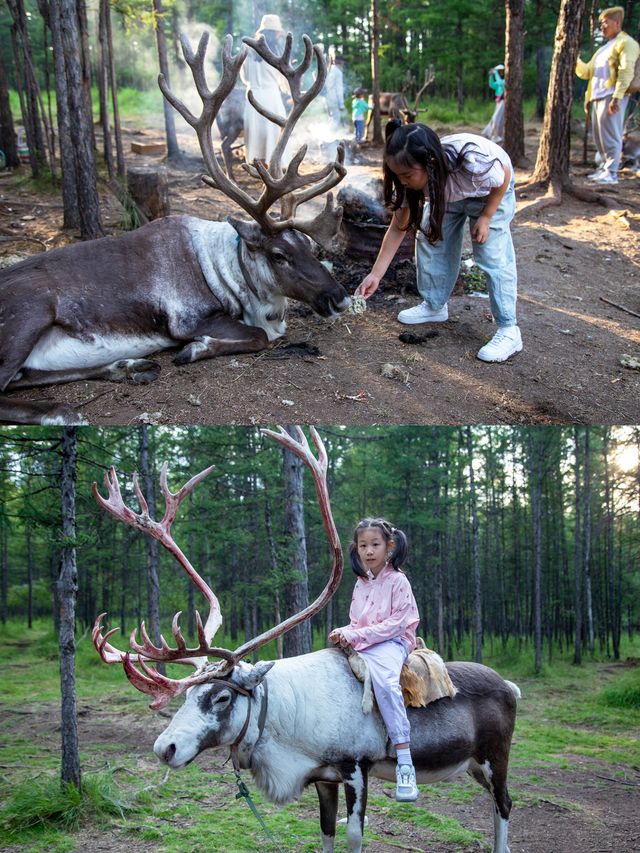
[227, 216, 265, 250]
[234, 660, 275, 691]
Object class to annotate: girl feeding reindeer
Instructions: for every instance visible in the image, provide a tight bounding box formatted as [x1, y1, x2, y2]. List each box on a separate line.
[329, 517, 420, 802]
[356, 120, 522, 363]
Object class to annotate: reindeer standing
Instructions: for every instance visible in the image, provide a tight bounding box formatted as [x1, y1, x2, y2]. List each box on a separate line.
[0, 34, 350, 426]
[93, 427, 519, 853]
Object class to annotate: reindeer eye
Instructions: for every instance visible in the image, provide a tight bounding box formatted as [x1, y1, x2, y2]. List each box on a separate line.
[271, 250, 288, 265]
[216, 691, 232, 706]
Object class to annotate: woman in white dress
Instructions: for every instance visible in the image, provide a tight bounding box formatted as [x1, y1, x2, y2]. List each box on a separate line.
[241, 14, 288, 168]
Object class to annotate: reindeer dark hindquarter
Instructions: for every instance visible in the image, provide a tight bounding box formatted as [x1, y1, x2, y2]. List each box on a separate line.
[409, 662, 517, 772]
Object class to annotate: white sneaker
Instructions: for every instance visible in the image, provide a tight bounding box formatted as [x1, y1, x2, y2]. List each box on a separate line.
[476, 325, 523, 362]
[593, 171, 618, 185]
[397, 301, 448, 324]
[395, 763, 419, 802]
[586, 168, 604, 180]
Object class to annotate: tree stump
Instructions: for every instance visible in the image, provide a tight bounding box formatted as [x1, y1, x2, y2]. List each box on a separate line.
[126, 166, 170, 221]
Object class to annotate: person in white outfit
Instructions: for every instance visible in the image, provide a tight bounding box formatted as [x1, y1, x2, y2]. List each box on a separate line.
[325, 54, 345, 130]
[241, 14, 289, 168]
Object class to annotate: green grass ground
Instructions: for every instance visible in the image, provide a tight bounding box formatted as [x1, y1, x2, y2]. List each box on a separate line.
[0, 620, 638, 852]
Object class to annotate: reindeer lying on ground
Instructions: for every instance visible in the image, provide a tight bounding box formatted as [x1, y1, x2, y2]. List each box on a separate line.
[93, 427, 520, 853]
[0, 34, 350, 425]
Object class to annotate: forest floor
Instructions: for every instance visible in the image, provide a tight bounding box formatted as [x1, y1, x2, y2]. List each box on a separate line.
[1, 121, 640, 425]
[0, 650, 638, 853]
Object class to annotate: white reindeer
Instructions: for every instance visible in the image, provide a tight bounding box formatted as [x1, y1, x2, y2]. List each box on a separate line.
[92, 427, 520, 853]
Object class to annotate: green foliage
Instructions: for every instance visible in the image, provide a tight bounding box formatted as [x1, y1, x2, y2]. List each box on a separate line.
[598, 668, 640, 710]
[0, 771, 131, 837]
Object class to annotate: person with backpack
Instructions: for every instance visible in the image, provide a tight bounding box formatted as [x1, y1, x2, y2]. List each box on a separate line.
[576, 6, 640, 185]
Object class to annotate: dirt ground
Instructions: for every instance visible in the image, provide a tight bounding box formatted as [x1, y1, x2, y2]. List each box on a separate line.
[1, 123, 640, 425]
[1, 690, 638, 853]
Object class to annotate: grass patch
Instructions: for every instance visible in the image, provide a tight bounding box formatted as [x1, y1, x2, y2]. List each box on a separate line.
[0, 770, 131, 843]
[598, 668, 640, 710]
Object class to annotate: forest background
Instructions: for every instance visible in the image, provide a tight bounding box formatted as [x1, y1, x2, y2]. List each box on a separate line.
[2, 424, 638, 668]
[3, 0, 640, 130]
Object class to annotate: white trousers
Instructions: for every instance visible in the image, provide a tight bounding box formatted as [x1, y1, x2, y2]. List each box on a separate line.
[359, 638, 410, 745]
[592, 95, 629, 176]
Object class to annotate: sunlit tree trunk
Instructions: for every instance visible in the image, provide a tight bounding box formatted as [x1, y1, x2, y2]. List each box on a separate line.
[370, 0, 382, 144]
[527, 0, 590, 205]
[504, 0, 525, 164]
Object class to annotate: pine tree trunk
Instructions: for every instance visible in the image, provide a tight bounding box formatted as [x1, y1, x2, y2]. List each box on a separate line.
[530, 0, 587, 188]
[0, 52, 19, 168]
[104, 0, 125, 177]
[97, 0, 114, 179]
[582, 429, 594, 654]
[58, 427, 81, 790]
[55, 0, 103, 238]
[370, 0, 383, 144]
[138, 426, 163, 670]
[529, 431, 543, 674]
[47, 0, 79, 228]
[504, 0, 526, 164]
[153, 0, 180, 158]
[282, 426, 311, 657]
[573, 427, 583, 664]
[466, 427, 482, 663]
[0, 522, 7, 625]
[7, 0, 47, 176]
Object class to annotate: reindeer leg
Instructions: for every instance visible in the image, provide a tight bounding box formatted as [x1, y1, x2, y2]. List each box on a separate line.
[7, 360, 161, 389]
[315, 781, 338, 853]
[0, 395, 86, 425]
[468, 759, 512, 853]
[340, 759, 369, 853]
[172, 316, 268, 365]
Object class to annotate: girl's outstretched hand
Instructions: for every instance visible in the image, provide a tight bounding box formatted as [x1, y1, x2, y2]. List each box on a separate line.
[355, 273, 380, 299]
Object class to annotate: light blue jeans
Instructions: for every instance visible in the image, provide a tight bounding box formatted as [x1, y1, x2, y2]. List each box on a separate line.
[415, 182, 518, 328]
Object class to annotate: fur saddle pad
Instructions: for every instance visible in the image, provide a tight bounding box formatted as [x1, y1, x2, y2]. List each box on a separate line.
[344, 640, 457, 714]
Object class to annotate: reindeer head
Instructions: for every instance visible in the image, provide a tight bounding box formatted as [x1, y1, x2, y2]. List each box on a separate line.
[159, 33, 350, 314]
[152, 661, 274, 768]
[92, 427, 343, 765]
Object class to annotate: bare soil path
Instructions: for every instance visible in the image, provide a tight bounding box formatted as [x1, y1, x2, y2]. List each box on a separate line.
[1, 125, 639, 425]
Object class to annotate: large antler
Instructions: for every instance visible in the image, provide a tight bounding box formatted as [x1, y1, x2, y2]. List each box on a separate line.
[92, 427, 343, 709]
[159, 32, 346, 246]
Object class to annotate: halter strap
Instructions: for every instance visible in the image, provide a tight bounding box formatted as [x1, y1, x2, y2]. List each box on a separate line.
[230, 678, 269, 772]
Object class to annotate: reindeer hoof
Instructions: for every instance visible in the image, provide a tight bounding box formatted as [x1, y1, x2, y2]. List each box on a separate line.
[110, 359, 161, 384]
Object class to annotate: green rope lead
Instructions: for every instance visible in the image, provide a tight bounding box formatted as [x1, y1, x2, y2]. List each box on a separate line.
[234, 771, 282, 850]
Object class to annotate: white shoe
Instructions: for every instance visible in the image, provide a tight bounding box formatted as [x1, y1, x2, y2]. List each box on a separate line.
[586, 168, 604, 181]
[395, 764, 419, 802]
[477, 326, 523, 362]
[397, 301, 448, 324]
[593, 171, 618, 185]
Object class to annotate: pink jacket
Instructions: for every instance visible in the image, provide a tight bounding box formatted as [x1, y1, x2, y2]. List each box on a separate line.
[340, 564, 420, 652]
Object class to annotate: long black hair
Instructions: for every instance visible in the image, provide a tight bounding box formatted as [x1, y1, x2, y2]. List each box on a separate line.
[383, 120, 500, 244]
[349, 517, 409, 578]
